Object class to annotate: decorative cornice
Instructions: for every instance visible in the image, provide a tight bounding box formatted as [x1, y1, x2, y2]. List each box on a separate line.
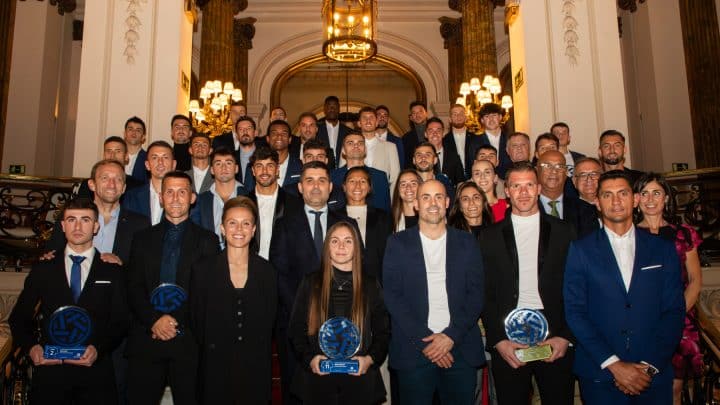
[562, 0, 580, 65]
[438, 16, 462, 49]
[233, 17, 256, 50]
[617, 0, 647, 13]
[245, 1, 460, 23]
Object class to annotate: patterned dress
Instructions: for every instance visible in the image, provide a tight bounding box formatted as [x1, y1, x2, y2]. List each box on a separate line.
[658, 224, 703, 379]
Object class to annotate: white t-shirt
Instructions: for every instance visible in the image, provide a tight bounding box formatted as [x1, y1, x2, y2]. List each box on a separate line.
[420, 231, 451, 333]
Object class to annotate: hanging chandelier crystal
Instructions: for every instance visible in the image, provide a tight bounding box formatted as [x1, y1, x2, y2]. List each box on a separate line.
[456, 75, 513, 133]
[188, 80, 243, 138]
[322, 0, 378, 63]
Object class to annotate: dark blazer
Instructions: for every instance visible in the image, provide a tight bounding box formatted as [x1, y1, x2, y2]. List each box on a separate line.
[121, 183, 152, 220]
[385, 131, 406, 169]
[46, 207, 151, 264]
[570, 150, 586, 163]
[247, 187, 303, 251]
[382, 226, 486, 370]
[125, 220, 219, 358]
[269, 209, 358, 327]
[401, 128, 424, 169]
[211, 132, 234, 152]
[9, 251, 129, 400]
[339, 206, 392, 279]
[128, 148, 148, 184]
[564, 228, 684, 384]
[185, 167, 213, 195]
[290, 137, 337, 170]
[444, 130, 481, 180]
[191, 252, 277, 404]
[438, 146, 466, 186]
[282, 155, 303, 187]
[289, 271, 389, 404]
[538, 195, 599, 239]
[282, 180, 346, 212]
[330, 166, 391, 212]
[174, 143, 191, 172]
[478, 131, 511, 179]
[190, 184, 249, 234]
[317, 120, 352, 163]
[75, 176, 143, 200]
[478, 213, 576, 349]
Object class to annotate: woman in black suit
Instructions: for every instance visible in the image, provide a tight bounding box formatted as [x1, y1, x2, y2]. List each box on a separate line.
[340, 166, 392, 279]
[448, 181, 494, 239]
[191, 196, 277, 404]
[289, 221, 390, 405]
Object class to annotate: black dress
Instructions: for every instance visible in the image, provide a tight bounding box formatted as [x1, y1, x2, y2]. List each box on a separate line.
[289, 269, 390, 405]
[190, 252, 277, 405]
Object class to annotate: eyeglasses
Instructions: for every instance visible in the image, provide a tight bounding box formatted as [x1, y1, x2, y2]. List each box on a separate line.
[575, 172, 600, 181]
[538, 163, 567, 172]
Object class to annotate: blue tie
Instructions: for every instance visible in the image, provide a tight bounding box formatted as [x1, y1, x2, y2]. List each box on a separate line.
[310, 210, 324, 257]
[69, 255, 85, 302]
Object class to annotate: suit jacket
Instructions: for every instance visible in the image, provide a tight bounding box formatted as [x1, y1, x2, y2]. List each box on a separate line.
[269, 208, 358, 327]
[46, 207, 151, 264]
[190, 252, 277, 404]
[563, 228, 684, 382]
[438, 146, 466, 186]
[339, 205, 392, 279]
[569, 150, 586, 163]
[281, 155, 303, 187]
[382, 226, 486, 370]
[346, 138, 400, 193]
[125, 220, 219, 358]
[331, 166, 391, 212]
[317, 119, 352, 163]
[444, 130, 481, 180]
[190, 184, 249, 235]
[383, 131, 406, 169]
[401, 128, 424, 169]
[478, 131, 512, 179]
[538, 195, 599, 239]
[247, 187, 303, 252]
[128, 148, 148, 184]
[185, 167, 213, 195]
[290, 136, 337, 169]
[121, 183, 151, 220]
[478, 213, 576, 350]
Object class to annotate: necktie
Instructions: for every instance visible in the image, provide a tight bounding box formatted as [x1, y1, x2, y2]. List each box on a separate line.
[160, 225, 182, 284]
[310, 210, 324, 256]
[69, 255, 85, 302]
[549, 200, 560, 218]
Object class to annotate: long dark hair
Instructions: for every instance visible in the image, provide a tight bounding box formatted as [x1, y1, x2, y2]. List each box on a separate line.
[632, 172, 692, 246]
[448, 181, 494, 232]
[391, 169, 422, 230]
[307, 222, 365, 337]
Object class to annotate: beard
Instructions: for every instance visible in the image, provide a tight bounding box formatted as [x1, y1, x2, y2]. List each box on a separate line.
[602, 156, 622, 165]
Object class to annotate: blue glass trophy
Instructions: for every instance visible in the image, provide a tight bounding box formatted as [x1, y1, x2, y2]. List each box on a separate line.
[44, 306, 92, 360]
[151, 283, 187, 335]
[504, 308, 551, 362]
[318, 317, 361, 374]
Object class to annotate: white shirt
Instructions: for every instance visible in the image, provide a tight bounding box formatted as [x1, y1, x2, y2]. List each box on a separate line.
[452, 129, 467, 169]
[512, 212, 544, 309]
[326, 121, 340, 152]
[376, 129, 388, 141]
[420, 231, 451, 333]
[346, 205, 368, 243]
[600, 225, 637, 370]
[278, 156, 289, 186]
[539, 194, 564, 219]
[192, 166, 209, 193]
[256, 188, 278, 259]
[64, 246, 96, 291]
[365, 136, 378, 167]
[149, 184, 162, 225]
[210, 181, 240, 243]
[485, 131, 501, 152]
[126, 152, 139, 175]
[304, 205, 328, 239]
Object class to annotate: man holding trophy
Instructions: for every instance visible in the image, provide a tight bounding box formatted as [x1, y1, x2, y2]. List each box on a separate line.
[9, 198, 129, 404]
[479, 162, 577, 404]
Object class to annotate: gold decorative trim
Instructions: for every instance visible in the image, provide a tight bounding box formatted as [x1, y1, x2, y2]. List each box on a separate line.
[505, 3, 519, 27]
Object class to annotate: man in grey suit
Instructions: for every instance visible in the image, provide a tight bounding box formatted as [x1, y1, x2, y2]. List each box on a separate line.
[185, 133, 213, 194]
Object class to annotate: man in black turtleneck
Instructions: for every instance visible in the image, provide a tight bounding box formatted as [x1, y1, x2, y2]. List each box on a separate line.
[170, 114, 193, 171]
[401, 100, 428, 169]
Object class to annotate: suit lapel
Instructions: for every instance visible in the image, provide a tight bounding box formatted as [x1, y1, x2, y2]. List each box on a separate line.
[538, 214, 551, 276]
[412, 228, 430, 320]
[596, 229, 628, 295]
[77, 251, 102, 305]
[176, 224, 198, 286]
[501, 218, 520, 282]
[147, 225, 165, 288]
[627, 229, 646, 297]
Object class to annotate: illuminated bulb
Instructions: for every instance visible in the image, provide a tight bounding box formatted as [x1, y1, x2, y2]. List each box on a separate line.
[482, 75, 494, 89]
[455, 97, 465, 106]
[188, 100, 200, 113]
[470, 78, 481, 92]
[363, 15, 369, 24]
[459, 82, 470, 96]
[348, 15, 355, 24]
[334, 13, 339, 21]
[364, 28, 370, 37]
[501, 95, 513, 110]
[223, 82, 234, 94]
[232, 89, 243, 101]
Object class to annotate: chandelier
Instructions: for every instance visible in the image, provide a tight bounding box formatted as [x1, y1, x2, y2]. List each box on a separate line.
[322, 0, 377, 63]
[456, 75, 513, 133]
[188, 80, 243, 138]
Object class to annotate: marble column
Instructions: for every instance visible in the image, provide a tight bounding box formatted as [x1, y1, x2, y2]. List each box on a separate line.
[450, 0, 498, 79]
[439, 16, 463, 102]
[233, 17, 256, 101]
[199, 0, 235, 86]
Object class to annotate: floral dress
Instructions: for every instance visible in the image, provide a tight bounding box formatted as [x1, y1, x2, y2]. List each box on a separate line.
[658, 224, 703, 379]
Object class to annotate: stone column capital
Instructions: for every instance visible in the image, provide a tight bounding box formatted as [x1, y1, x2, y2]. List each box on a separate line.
[233, 17, 256, 50]
[439, 17, 462, 49]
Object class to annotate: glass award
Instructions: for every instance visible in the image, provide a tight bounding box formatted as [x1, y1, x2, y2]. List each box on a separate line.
[318, 317, 362, 374]
[150, 283, 187, 335]
[44, 306, 92, 360]
[504, 308, 551, 362]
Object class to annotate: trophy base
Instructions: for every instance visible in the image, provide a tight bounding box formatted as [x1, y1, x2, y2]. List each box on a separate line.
[515, 344, 552, 362]
[44, 345, 86, 360]
[320, 359, 360, 374]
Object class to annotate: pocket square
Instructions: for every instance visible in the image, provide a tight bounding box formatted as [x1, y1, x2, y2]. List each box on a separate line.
[640, 264, 662, 271]
[290, 174, 300, 178]
[95, 280, 112, 284]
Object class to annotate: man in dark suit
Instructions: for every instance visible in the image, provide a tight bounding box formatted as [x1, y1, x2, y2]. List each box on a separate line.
[122, 140, 176, 225]
[285, 138, 346, 211]
[551, 122, 586, 176]
[290, 112, 338, 169]
[185, 133, 213, 194]
[270, 161, 357, 405]
[425, 117, 465, 185]
[267, 119, 303, 188]
[123, 116, 149, 184]
[375, 104, 405, 168]
[533, 132, 579, 199]
[10, 198, 129, 404]
[210, 100, 246, 151]
[564, 170, 684, 404]
[317, 95, 352, 163]
[125, 171, 219, 405]
[477, 103, 512, 178]
[401, 100, 428, 169]
[446, 103, 481, 180]
[537, 151, 598, 238]
[479, 162, 577, 404]
[598, 129, 643, 185]
[383, 179, 485, 403]
[75, 136, 143, 200]
[170, 114, 193, 171]
[412, 142, 455, 206]
[247, 146, 302, 260]
[190, 147, 248, 242]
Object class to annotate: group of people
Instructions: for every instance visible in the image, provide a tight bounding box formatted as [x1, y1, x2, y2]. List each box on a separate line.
[8, 96, 703, 405]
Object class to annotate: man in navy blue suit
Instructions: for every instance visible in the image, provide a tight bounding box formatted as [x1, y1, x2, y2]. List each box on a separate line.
[317, 95, 352, 163]
[122, 140, 176, 225]
[477, 103, 511, 179]
[564, 170, 684, 404]
[383, 179, 485, 404]
[123, 116, 149, 184]
[266, 119, 303, 188]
